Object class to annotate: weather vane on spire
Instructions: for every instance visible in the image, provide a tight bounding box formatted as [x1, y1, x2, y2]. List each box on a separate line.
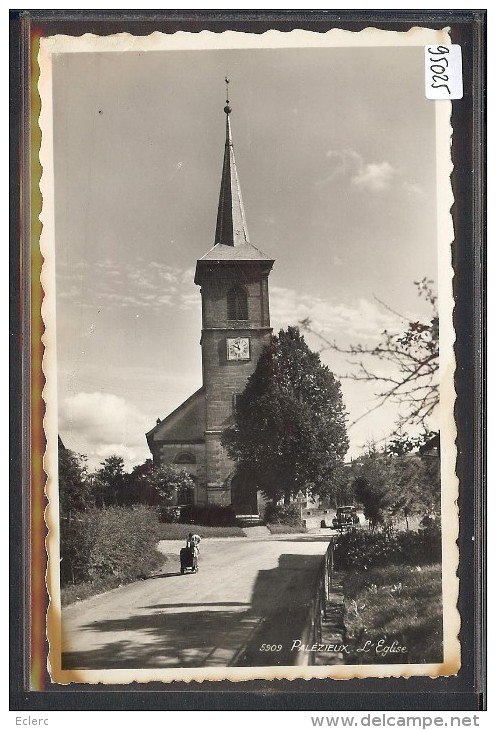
[224, 75, 231, 115]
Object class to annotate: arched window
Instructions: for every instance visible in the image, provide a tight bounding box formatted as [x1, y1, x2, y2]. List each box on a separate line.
[227, 286, 248, 320]
[174, 452, 196, 465]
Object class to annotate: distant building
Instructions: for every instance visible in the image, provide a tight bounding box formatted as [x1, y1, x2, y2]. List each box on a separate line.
[146, 89, 274, 519]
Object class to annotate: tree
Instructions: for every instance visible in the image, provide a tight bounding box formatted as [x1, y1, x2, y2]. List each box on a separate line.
[386, 429, 438, 457]
[58, 444, 93, 516]
[350, 446, 440, 530]
[222, 326, 349, 504]
[389, 454, 431, 530]
[93, 455, 128, 507]
[351, 450, 396, 529]
[130, 460, 194, 509]
[414, 451, 441, 516]
[58, 444, 95, 586]
[301, 278, 439, 447]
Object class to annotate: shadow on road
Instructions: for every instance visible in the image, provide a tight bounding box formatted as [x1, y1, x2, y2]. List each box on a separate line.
[148, 602, 249, 609]
[62, 609, 262, 669]
[62, 552, 323, 670]
[277, 534, 333, 543]
[235, 553, 322, 666]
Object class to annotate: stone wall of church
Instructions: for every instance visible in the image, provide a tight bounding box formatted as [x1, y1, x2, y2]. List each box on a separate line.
[204, 431, 234, 506]
[201, 329, 271, 432]
[156, 442, 208, 506]
[198, 263, 272, 511]
[155, 439, 233, 508]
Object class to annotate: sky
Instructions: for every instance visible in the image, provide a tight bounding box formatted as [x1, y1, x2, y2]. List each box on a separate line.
[52, 43, 439, 470]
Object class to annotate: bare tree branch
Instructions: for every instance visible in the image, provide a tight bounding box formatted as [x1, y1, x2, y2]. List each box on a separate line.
[300, 279, 439, 436]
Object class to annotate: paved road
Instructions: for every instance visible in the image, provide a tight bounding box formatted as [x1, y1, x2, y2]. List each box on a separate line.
[62, 532, 330, 669]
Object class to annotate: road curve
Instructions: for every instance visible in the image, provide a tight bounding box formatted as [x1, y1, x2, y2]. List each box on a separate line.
[61, 532, 330, 669]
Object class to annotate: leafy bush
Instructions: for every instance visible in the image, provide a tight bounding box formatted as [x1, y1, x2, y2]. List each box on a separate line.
[159, 506, 181, 523]
[333, 526, 441, 571]
[179, 504, 237, 527]
[395, 525, 442, 565]
[334, 529, 396, 571]
[60, 505, 163, 586]
[263, 503, 302, 526]
[60, 514, 94, 585]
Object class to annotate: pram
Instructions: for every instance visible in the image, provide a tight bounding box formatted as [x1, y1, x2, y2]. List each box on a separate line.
[180, 546, 198, 574]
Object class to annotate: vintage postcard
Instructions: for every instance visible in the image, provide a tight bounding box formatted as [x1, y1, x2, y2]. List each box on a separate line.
[36, 27, 461, 685]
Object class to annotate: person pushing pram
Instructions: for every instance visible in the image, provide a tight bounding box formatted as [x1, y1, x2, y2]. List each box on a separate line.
[186, 532, 201, 555]
[180, 532, 201, 574]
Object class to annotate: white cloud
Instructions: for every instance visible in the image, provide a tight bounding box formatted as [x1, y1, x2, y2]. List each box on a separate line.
[155, 294, 173, 306]
[180, 292, 201, 309]
[59, 391, 151, 469]
[326, 148, 362, 173]
[270, 286, 401, 343]
[158, 270, 179, 283]
[93, 443, 143, 464]
[351, 161, 395, 192]
[322, 149, 396, 193]
[57, 257, 192, 312]
[181, 266, 196, 283]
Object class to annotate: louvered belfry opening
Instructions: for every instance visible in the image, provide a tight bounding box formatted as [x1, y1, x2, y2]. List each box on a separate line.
[227, 285, 248, 320]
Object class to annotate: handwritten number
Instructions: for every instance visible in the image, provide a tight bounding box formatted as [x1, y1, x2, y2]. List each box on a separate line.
[427, 47, 452, 95]
[431, 83, 451, 93]
[430, 60, 448, 73]
[427, 45, 449, 55]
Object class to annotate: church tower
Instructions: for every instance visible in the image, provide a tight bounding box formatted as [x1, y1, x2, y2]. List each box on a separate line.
[194, 82, 274, 513]
[146, 81, 274, 518]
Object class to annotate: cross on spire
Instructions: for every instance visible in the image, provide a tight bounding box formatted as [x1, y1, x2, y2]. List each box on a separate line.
[225, 75, 230, 109]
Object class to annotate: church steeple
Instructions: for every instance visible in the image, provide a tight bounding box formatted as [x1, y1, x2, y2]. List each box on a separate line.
[148, 81, 275, 517]
[214, 78, 250, 247]
[195, 80, 273, 285]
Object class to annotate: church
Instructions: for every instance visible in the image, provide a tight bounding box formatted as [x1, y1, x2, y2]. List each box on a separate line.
[146, 86, 274, 520]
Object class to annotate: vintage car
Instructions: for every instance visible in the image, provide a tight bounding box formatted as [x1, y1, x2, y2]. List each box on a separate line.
[331, 505, 360, 530]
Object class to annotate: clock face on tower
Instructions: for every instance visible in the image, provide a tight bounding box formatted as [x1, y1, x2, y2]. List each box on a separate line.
[226, 337, 250, 361]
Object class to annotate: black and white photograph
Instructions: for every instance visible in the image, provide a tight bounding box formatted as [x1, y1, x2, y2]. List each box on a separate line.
[38, 27, 460, 683]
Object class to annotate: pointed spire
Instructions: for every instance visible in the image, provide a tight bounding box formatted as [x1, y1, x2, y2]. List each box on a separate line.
[195, 79, 274, 283]
[214, 78, 250, 247]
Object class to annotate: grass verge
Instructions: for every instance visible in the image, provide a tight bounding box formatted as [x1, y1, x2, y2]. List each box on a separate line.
[60, 554, 176, 606]
[157, 522, 246, 540]
[342, 563, 443, 664]
[62, 575, 132, 606]
[266, 523, 307, 535]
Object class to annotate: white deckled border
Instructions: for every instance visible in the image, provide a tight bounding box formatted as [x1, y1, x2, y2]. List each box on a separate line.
[38, 26, 460, 685]
[41, 26, 450, 54]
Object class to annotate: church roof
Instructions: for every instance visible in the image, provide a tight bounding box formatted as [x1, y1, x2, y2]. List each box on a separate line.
[146, 388, 205, 446]
[198, 242, 273, 263]
[195, 80, 272, 282]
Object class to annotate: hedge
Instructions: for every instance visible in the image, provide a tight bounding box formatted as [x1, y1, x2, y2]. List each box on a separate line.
[263, 503, 302, 527]
[333, 526, 442, 571]
[179, 504, 237, 526]
[60, 505, 163, 586]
